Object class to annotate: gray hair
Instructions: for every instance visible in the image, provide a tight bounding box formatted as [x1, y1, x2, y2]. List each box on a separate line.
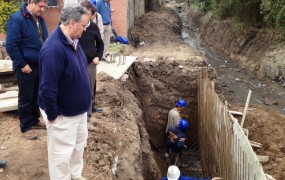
[60, 6, 89, 25]
[28, 0, 48, 3]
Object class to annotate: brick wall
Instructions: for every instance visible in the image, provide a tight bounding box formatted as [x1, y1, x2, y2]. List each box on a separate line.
[43, 7, 61, 34]
[110, 0, 128, 37]
[0, 0, 144, 41]
[44, 0, 130, 37]
[0, 33, 5, 41]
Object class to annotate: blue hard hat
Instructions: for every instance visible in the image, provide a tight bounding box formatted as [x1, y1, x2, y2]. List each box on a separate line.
[176, 99, 187, 108]
[178, 118, 189, 131]
[89, 0, 96, 7]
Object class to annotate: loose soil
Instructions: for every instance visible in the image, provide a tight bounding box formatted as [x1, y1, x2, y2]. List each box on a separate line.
[0, 2, 284, 180]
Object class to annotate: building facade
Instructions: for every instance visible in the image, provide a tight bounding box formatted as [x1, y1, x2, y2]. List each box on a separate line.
[45, 0, 145, 38]
[0, 0, 145, 41]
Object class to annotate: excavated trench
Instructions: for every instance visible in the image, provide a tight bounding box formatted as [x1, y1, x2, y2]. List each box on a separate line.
[125, 59, 214, 178]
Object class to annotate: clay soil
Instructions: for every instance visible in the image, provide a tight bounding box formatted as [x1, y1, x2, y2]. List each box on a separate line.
[0, 3, 285, 180]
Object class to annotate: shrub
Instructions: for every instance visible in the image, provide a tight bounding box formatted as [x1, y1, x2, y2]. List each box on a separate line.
[0, 0, 19, 33]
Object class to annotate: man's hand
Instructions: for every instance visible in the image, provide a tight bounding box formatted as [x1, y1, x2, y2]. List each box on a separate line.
[93, 57, 100, 65]
[21, 64, 32, 73]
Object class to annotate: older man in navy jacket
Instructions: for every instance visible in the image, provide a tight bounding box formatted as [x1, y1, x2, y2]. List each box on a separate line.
[38, 6, 91, 180]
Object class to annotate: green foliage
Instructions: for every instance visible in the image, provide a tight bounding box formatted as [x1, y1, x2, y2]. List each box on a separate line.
[108, 43, 125, 54]
[214, 0, 235, 19]
[191, 0, 212, 12]
[259, 0, 285, 37]
[0, 0, 19, 33]
[191, 0, 285, 34]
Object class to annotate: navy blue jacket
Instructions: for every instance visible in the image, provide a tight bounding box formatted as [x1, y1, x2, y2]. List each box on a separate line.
[38, 26, 91, 120]
[6, 2, 48, 71]
[166, 126, 187, 153]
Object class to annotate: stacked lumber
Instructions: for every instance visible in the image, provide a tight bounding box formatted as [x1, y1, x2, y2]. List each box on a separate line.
[0, 83, 18, 112]
[0, 60, 12, 72]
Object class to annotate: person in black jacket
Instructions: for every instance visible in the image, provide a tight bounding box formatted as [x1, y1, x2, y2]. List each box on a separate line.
[79, 0, 104, 121]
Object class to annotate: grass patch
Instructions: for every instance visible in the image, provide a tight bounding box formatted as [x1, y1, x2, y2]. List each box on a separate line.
[108, 43, 126, 53]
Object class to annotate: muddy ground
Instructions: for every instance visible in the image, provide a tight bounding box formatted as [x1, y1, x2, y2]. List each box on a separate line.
[0, 2, 285, 180]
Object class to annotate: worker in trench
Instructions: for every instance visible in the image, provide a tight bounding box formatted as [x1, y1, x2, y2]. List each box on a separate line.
[164, 99, 188, 157]
[165, 99, 187, 133]
[164, 118, 189, 158]
[161, 165, 220, 180]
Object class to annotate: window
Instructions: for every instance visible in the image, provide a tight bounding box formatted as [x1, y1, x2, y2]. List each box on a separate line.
[47, 0, 57, 7]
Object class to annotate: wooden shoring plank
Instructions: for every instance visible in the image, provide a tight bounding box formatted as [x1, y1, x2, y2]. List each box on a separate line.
[241, 90, 252, 127]
[0, 97, 18, 112]
[256, 155, 269, 163]
[249, 141, 262, 148]
[243, 128, 249, 138]
[229, 110, 243, 116]
[0, 90, 18, 99]
[233, 121, 267, 179]
[0, 85, 18, 92]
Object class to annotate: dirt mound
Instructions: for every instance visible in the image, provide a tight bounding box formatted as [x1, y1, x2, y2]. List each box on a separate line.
[129, 7, 182, 47]
[85, 73, 161, 179]
[0, 73, 161, 180]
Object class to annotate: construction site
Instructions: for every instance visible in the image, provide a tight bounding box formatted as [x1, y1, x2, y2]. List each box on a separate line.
[0, 1, 285, 180]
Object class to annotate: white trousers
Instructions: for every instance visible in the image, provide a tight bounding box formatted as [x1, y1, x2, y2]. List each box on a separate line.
[40, 109, 88, 180]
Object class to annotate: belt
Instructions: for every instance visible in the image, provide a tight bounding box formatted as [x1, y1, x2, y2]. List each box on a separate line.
[103, 22, 110, 25]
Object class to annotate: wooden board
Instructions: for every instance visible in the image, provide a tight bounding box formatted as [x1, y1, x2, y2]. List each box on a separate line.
[0, 97, 18, 112]
[229, 110, 243, 116]
[257, 155, 269, 163]
[0, 85, 18, 92]
[0, 60, 13, 72]
[249, 140, 262, 148]
[0, 90, 18, 99]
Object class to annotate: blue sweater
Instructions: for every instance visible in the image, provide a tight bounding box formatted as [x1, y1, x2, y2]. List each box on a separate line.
[38, 26, 91, 120]
[6, 2, 48, 71]
[96, 0, 111, 25]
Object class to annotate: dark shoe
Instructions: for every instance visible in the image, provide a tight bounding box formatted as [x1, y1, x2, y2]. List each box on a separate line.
[32, 121, 46, 129]
[0, 160, 7, 168]
[23, 130, 38, 140]
[92, 106, 103, 113]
